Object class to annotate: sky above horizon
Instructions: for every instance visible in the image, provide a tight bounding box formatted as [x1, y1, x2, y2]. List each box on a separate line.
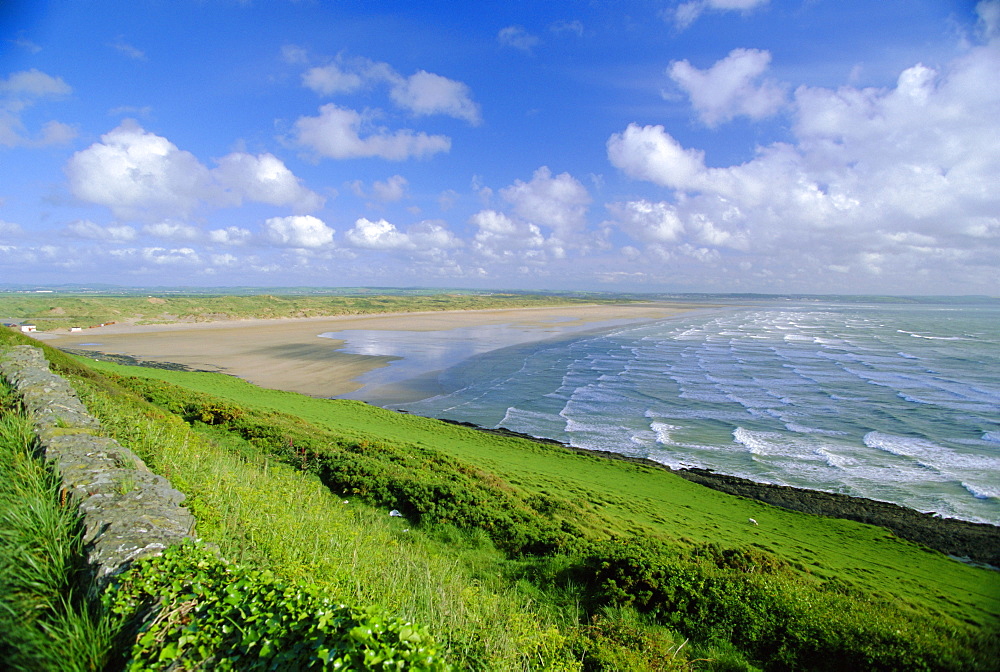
[1, 0, 998, 295]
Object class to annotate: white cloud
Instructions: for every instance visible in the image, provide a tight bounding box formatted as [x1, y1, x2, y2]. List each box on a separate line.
[65, 121, 322, 220]
[66, 121, 215, 220]
[498, 26, 541, 53]
[345, 217, 411, 250]
[281, 44, 310, 65]
[302, 57, 480, 124]
[608, 32, 1000, 291]
[672, 0, 769, 30]
[389, 70, 481, 125]
[407, 220, 463, 250]
[668, 48, 786, 126]
[370, 175, 408, 202]
[302, 64, 364, 95]
[1, 69, 71, 97]
[344, 217, 462, 255]
[605, 200, 684, 243]
[0, 69, 75, 147]
[292, 104, 451, 160]
[142, 221, 200, 241]
[550, 20, 584, 36]
[0, 220, 24, 237]
[213, 152, 325, 212]
[65, 220, 137, 242]
[109, 38, 146, 61]
[500, 166, 591, 238]
[469, 209, 546, 261]
[263, 215, 334, 248]
[980, 1, 1000, 39]
[607, 124, 708, 191]
[11, 38, 42, 54]
[208, 226, 252, 246]
[140, 247, 201, 266]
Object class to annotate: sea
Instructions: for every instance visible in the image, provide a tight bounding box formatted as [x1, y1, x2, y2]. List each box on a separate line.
[324, 297, 1000, 526]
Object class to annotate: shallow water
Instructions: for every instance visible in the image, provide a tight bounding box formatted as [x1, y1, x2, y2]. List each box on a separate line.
[329, 298, 1000, 525]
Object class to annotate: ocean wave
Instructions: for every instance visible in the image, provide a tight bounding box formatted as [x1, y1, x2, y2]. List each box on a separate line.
[961, 482, 1000, 500]
[864, 432, 1000, 472]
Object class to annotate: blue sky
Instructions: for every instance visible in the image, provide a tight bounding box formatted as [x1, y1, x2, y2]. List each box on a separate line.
[1, 0, 997, 294]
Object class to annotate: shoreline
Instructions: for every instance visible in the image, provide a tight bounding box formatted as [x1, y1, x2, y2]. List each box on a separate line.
[38, 303, 1000, 565]
[435, 420, 1000, 567]
[40, 302, 693, 399]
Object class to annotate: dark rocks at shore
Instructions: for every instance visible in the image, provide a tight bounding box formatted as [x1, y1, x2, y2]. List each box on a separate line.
[673, 467, 1000, 568]
[61, 349, 213, 373]
[436, 418, 1000, 568]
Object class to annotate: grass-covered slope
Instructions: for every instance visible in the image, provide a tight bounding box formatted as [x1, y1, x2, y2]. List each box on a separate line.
[68, 354, 1000, 670]
[79, 359, 1000, 627]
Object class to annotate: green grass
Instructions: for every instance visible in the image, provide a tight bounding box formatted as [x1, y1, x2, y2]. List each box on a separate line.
[78, 357, 1000, 634]
[0, 380, 114, 672]
[0, 291, 621, 331]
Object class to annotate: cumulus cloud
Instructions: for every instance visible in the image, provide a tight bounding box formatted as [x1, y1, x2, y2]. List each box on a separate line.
[607, 124, 708, 191]
[370, 175, 408, 202]
[465, 168, 593, 264]
[344, 217, 462, 254]
[469, 209, 546, 261]
[668, 48, 786, 126]
[389, 70, 481, 125]
[672, 0, 769, 30]
[302, 63, 365, 95]
[208, 226, 253, 246]
[65, 121, 323, 220]
[66, 121, 214, 220]
[213, 152, 325, 212]
[608, 25, 1000, 289]
[143, 221, 200, 241]
[0, 220, 24, 237]
[345, 217, 411, 250]
[501, 166, 591, 239]
[291, 104, 451, 160]
[136, 247, 202, 266]
[498, 26, 541, 53]
[65, 220, 137, 242]
[605, 200, 684, 243]
[263, 215, 334, 248]
[0, 69, 75, 147]
[302, 57, 480, 124]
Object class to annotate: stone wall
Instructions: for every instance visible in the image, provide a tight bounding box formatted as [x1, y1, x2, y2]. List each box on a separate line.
[0, 345, 195, 587]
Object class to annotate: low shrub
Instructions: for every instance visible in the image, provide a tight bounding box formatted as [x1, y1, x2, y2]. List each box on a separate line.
[105, 541, 450, 671]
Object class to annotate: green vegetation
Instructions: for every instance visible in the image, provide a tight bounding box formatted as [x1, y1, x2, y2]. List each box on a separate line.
[0, 291, 617, 331]
[106, 542, 448, 671]
[2, 325, 998, 670]
[0, 369, 113, 670]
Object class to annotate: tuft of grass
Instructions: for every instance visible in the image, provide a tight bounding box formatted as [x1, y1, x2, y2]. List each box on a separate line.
[0, 381, 113, 672]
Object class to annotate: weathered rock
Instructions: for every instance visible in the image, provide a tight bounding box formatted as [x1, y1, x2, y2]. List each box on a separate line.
[1, 344, 196, 587]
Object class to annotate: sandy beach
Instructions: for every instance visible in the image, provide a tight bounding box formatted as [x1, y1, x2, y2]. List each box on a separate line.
[37, 303, 692, 399]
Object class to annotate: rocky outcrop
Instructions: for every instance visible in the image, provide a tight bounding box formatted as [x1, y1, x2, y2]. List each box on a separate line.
[0, 345, 195, 588]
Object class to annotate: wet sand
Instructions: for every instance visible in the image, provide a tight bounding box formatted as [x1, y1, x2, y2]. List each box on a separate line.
[37, 303, 692, 399]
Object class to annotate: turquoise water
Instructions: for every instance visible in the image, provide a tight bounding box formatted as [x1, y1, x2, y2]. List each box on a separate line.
[331, 299, 1000, 525]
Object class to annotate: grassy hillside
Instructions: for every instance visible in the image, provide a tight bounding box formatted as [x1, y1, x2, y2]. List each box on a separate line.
[3, 326, 998, 669]
[0, 292, 616, 331]
[75, 354, 1000, 668]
